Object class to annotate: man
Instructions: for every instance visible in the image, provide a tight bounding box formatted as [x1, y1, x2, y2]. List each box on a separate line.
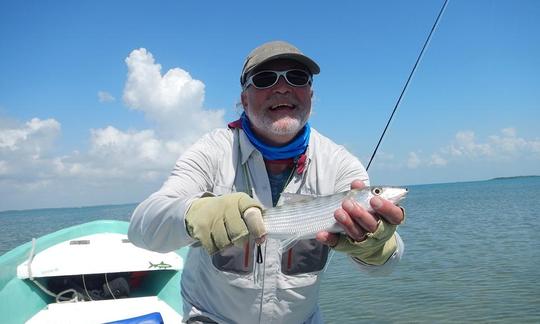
[128, 40, 405, 323]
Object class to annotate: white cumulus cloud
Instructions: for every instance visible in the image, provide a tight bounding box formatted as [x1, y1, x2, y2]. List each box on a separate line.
[396, 128, 538, 171]
[98, 91, 116, 103]
[0, 48, 228, 210]
[429, 153, 447, 166]
[445, 128, 540, 160]
[0, 118, 62, 190]
[85, 126, 181, 175]
[0, 160, 8, 175]
[448, 130, 493, 158]
[123, 48, 224, 140]
[407, 152, 421, 169]
[488, 127, 540, 156]
[0, 117, 60, 152]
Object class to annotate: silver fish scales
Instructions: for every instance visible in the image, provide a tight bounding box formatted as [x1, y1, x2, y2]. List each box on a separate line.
[263, 186, 407, 246]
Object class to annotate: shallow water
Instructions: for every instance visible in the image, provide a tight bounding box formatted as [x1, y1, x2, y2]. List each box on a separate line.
[319, 177, 540, 323]
[2, 177, 539, 322]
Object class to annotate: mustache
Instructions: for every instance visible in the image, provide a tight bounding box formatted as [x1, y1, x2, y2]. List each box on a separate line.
[264, 95, 301, 108]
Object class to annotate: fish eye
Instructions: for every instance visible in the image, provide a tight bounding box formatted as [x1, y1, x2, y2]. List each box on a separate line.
[371, 187, 383, 196]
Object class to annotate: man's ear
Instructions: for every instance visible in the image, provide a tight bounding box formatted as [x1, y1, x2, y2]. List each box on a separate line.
[311, 89, 314, 98]
[241, 91, 248, 108]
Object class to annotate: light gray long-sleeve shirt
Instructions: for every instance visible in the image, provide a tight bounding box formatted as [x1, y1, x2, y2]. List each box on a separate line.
[128, 127, 403, 324]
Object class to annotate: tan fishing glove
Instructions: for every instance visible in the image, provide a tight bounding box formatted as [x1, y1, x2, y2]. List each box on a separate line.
[332, 219, 398, 265]
[185, 192, 266, 255]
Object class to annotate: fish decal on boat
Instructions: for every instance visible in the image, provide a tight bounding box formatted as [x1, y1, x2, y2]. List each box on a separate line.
[148, 261, 172, 269]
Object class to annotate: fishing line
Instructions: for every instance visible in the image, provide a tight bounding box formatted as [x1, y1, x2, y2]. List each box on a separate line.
[366, 0, 449, 171]
[324, 0, 449, 276]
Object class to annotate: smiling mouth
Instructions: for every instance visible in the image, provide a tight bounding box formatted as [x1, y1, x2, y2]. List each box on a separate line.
[269, 103, 295, 111]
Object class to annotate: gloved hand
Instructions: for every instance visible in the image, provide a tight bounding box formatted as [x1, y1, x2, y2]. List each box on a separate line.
[332, 219, 398, 265]
[185, 192, 266, 254]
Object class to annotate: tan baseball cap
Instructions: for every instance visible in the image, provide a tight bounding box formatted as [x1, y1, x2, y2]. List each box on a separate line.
[240, 40, 320, 85]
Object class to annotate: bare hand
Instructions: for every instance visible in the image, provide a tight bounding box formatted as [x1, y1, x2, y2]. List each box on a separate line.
[316, 180, 405, 247]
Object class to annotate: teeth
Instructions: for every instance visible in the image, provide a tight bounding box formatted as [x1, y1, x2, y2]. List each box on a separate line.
[271, 104, 293, 110]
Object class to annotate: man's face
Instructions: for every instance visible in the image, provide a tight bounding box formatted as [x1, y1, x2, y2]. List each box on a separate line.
[241, 59, 313, 146]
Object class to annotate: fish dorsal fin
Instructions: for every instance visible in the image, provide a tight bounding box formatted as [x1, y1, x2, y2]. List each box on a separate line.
[280, 192, 318, 205]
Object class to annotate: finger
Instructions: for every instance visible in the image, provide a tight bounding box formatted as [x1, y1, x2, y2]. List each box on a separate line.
[350, 179, 366, 190]
[370, 196, 404, 225]
[334, 207, 367, 241]
[342, 199, 379, 233]
[242, 207, 267, 243]
[316, 231, 339, 247]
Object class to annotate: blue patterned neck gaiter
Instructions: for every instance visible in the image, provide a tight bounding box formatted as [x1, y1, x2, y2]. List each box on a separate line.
[240, 112, 310, 160]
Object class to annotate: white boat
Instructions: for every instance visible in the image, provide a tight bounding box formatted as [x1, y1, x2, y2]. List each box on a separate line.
[0, 220, 187, 323]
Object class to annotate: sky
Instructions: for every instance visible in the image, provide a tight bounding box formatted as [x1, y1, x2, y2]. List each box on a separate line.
[0, 0, 539, 211]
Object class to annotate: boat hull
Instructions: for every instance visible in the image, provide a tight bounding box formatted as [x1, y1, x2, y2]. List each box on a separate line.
[0, 220, 186, 323]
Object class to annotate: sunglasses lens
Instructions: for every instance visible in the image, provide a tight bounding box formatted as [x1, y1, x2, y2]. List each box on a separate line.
[286, 70, 310, 86]
[252, 71, 278, 88]
[248, 70, 311, 89]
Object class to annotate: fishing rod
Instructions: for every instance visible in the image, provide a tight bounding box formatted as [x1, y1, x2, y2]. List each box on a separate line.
[366, 0, 449, 171]
[323, 0, 450, 275]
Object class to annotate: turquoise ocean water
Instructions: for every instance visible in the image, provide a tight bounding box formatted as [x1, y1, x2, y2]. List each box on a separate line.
[1, 177, 539, 323]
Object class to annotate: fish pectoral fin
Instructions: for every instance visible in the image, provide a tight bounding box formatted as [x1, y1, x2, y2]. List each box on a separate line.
[280, 192, 319, 205]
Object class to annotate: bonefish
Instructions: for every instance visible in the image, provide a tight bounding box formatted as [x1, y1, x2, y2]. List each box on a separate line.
[263, 186, 408, 248]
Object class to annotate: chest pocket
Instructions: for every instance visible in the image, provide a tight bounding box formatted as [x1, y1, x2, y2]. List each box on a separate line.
[212, 239, 329, 275]
[281, 239, 329, 275]
[211, 239, 254, 275]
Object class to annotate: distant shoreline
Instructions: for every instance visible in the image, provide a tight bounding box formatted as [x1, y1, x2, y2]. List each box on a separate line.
[489, 175, 540, 181]
[0, 202, 139, 214]
[1, 175, 539, 213]
[408, 175, 540, 187]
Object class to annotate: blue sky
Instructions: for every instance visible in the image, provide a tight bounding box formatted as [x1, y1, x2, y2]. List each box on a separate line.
[1, 0, 539, 210]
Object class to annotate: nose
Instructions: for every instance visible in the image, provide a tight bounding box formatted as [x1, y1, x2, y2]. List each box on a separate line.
[272, 75, 291, 94]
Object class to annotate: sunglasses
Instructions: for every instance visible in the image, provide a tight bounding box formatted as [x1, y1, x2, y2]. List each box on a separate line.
[243, 69, 312, 90]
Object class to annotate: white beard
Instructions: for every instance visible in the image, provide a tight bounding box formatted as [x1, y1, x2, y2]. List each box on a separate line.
[249, 113, 307, 137]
